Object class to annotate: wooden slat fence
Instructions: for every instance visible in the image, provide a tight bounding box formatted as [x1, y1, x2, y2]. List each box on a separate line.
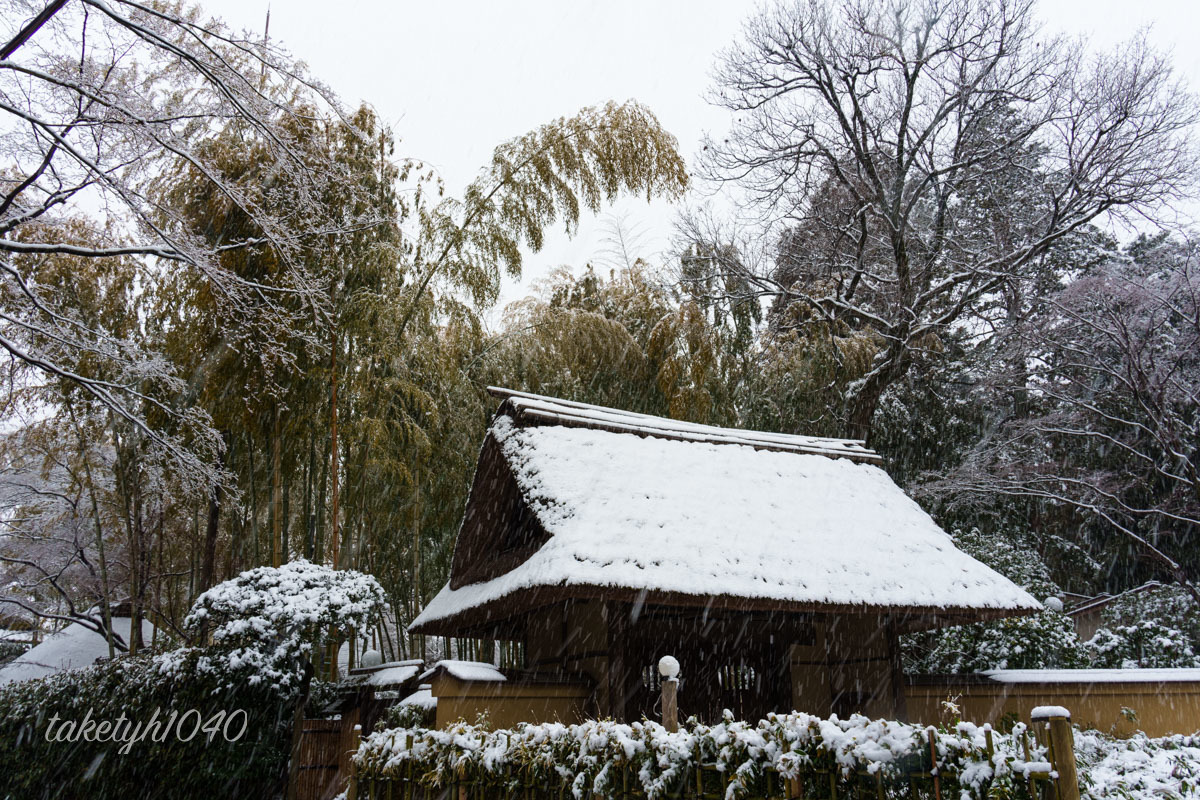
[296, 710, 360, 800]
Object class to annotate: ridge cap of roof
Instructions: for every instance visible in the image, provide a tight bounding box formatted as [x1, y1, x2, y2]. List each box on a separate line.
[486, 386, 881, 463]
[1065, 580, 1167, 616]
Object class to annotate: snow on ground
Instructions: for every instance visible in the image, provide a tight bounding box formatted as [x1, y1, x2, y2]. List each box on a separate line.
[0, 616, 155, 685]
[415, 415, 1041, 628]
[986, 668, 1200, 683]
[419, 659, 506, 682]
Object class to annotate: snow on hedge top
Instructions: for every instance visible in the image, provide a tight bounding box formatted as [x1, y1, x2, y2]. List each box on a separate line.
[414, 415, 1040, 627]
[185, 560, 384, 646]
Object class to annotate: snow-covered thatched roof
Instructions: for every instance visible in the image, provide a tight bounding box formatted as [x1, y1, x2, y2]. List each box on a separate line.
[0, 616, 156, 685]
[411, 389, 1041, 634]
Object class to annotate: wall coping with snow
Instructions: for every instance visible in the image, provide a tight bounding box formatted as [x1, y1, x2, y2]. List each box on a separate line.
[909, 668, 1200, 685]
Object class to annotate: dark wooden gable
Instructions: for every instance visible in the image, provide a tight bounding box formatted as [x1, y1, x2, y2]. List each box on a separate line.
[448, 430, 551, 590]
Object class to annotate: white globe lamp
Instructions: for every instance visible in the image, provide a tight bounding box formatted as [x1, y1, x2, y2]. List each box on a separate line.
[658, 654, 680, 680]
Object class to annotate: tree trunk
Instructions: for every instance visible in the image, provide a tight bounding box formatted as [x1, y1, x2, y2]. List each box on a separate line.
[70, 402, 116, 660]
[273, 404, 283, 567]
[152, 499, 165, 649]
[329, 329, 340, 568]
[303, 433, 314, 560]
[315, 426, 329, 564]
[282, 455, 291, 562]
[845, 343, 912, 443]
[197, 433, 228, 640]
[250, 432, 261, 566]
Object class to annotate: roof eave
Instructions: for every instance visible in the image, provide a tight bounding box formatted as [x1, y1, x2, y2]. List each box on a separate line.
[408, 582, 1042, 638]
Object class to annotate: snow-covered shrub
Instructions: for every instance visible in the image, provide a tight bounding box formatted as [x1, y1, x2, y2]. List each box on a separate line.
[912, 609, 1087, 673]
[0, 561, 386, 797]
[1083, 584, 1200, 669]
[904, 527, 1089, 672]
[183, 559, 385, 693]
[1100, 584, 1200, 643]
[946, 527, 1062, 600]
[355, 716, 1200, 800]
[0, 649, 296, 798]
[384, 697, 434, 730]
[1075, 729, 1200, 799]
[353, 714, 1049, 800]
[1085, 622, 1200, 669]
[0, 639, 27, 666]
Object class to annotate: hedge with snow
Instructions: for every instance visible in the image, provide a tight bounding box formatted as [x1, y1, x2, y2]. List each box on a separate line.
[0, 561, 384, 799]
[353, 715, 1199, 800]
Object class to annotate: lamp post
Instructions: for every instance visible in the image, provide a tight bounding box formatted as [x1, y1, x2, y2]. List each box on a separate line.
[658, 655, 680, 732]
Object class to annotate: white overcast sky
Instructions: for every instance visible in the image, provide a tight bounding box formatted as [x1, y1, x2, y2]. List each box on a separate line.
[194, 0, 1200, 310]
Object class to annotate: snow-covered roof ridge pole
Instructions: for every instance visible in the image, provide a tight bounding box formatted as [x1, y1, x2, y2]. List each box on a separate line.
[485, 385, 881, 462]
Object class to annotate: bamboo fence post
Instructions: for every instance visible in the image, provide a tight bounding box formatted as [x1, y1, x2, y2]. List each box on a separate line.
[1034, 708, 1080, 800]
[1021, 727, 1037, 799]
[405, 734, 414, 800]
[346, 722, 363, 800]
[927, 729, 941, 800]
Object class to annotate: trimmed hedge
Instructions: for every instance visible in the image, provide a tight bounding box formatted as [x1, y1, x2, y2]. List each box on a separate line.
[0, 648, 298, 799]
[0, 562, 385, 798]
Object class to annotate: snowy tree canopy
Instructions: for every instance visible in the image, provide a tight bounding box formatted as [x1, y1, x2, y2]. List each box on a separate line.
[185, 559, 384, 655]
[691, 0, 1197, 439]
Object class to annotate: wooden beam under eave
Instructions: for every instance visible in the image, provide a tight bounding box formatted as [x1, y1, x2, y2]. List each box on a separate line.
[606, 600, 627, 722]
[886, 615, 909, 722]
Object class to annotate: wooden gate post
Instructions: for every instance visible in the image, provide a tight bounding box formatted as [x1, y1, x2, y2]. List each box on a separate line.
[662, 680, 678, 733]
[1032, 706, 1080, 800]
[658, 655, 680, 733]
[346, 722, 362, 800]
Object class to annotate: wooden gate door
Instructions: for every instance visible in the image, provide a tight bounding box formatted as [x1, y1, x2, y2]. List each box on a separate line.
[295, 709, 359, 800]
